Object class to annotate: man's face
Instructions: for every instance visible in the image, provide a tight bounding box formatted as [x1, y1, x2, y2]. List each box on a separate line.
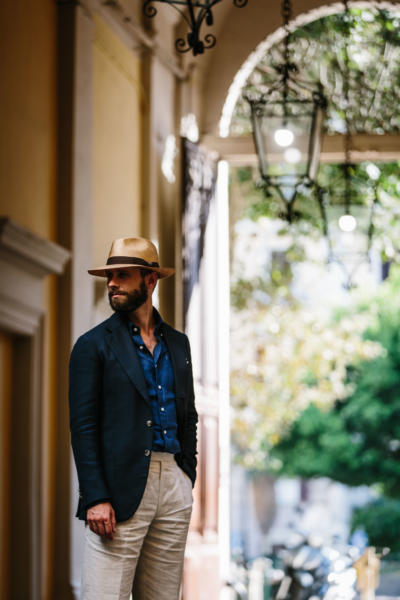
[106, 268, 148, 314]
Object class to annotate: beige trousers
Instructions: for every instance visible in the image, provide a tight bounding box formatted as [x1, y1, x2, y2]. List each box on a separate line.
[81, 452, 193, 600]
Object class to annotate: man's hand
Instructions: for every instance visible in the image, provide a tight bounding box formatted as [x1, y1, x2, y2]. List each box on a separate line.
[87, 502, 116, 539]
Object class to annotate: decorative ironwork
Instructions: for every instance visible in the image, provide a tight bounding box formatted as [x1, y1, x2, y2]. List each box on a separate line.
[245, 0, 326, 222]
[182, 139, 217, 322]
[142, 0, 248, 56]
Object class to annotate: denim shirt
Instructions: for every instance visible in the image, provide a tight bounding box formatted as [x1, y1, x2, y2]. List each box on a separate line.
[129, 310, 181, 454]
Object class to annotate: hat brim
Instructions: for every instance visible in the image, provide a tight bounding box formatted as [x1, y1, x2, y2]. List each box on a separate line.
[88, 264, 175, 279]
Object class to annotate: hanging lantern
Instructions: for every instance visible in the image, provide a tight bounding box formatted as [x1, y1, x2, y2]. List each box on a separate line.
[315, 0, 379, 289]
[317, 162, 379, 290]
[245, 0, 326, 222]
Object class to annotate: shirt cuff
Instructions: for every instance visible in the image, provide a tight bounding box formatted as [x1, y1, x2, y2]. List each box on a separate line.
[85, 498, 112, 511]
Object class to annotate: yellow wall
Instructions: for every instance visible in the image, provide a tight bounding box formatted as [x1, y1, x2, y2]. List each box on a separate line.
[0, 2, 58, 597]
[0, 0, 57, 241]
[0, 332, 12, 600]
[93, 15, 142, 266]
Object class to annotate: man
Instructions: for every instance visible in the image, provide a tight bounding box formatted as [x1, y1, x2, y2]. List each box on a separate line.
[69, 237, 198, 600]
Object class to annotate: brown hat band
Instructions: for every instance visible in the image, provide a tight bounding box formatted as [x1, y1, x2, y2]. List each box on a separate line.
[106, 256, 160, 268]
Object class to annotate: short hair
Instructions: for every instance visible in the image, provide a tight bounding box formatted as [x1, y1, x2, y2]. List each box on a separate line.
[139, 268, 158, 279]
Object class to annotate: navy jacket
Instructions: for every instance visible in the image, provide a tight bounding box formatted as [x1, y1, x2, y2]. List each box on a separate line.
[69, 311, 198, 522]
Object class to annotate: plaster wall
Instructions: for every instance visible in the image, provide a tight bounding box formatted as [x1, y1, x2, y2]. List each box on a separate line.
[0, 0, 57, 241]
[93, 14, 142, 268]
[150, 4, 180, 51]
[0, 2, 60, 597]
[148, 56, 180, 324]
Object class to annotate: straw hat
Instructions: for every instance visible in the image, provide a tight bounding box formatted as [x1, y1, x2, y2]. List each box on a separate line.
[88, 237, 174, 279]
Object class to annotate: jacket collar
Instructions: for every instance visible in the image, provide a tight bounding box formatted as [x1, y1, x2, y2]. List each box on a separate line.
[104, 311, 187, 401]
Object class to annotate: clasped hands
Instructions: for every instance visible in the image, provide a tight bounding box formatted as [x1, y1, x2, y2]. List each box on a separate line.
[87, 502, 116, 539]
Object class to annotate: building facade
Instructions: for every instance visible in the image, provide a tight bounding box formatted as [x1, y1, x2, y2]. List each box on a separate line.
[2, 0, 400, 598]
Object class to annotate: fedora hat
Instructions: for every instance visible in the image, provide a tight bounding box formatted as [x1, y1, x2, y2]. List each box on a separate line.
[88, 237, 175, 279]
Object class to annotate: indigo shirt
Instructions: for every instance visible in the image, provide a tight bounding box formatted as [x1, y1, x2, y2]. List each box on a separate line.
[129, 310, 181, 454]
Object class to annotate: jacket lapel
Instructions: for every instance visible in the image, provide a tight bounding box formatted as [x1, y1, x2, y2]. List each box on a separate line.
[105, 314, 150, 404]
[162, 325, 187, 398]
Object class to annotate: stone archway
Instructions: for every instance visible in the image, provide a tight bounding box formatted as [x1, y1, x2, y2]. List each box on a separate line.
[198, 0, 400, 165]
[194, 0, 400, 140]
[194, 0, 400, 573]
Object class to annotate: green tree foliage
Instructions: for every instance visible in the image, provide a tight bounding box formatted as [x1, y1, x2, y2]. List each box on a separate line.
[230, 281, 383, 471]
[351, 498, 400, 552]
[271, 269, 400, 497]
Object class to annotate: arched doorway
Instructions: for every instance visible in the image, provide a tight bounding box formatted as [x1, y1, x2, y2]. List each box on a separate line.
[194, 1, 400, 594]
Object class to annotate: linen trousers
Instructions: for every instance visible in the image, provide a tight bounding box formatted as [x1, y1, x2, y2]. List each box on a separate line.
[81, 452, 193, 600]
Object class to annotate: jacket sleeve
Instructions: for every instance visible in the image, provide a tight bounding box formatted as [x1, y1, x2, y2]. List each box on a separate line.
[69, 334, 111, 510]
[181, 335, 198, 482]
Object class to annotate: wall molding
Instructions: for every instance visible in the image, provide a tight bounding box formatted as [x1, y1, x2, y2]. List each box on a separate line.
[0, 218, 70, 335]
[0, 294, 42, 337]
[0, 218, 70, 276]
[0, 218, 69, 599]
[81, 0, 188, 80]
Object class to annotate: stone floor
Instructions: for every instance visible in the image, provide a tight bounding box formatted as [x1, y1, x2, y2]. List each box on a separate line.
[376, 562, 400, 598]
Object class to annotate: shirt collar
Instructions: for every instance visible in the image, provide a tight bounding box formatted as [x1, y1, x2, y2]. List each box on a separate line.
[153, 308, 164, 335]
[128, 307, 164, 336]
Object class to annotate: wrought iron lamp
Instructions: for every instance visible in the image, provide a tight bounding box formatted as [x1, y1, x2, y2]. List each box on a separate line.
[317, 47, 374, 290]
[143, 0, 248, 56]
[316, 0, 379, 289]
[316, 152, 379, 290]
[245, 0, 326, 222]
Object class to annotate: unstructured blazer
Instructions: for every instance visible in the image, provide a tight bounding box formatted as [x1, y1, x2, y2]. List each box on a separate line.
[69, 311, 198, 522]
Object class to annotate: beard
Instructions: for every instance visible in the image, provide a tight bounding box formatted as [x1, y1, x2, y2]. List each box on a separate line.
[108, 279, 148, 314]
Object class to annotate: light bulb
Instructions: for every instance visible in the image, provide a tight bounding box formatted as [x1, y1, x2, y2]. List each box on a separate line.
[274, 128, 294, 147]
[284, 148, 301, 164]
[339, 214, 357, 232]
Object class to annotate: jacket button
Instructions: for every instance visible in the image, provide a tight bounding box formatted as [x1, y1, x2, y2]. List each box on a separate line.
[146, 420, 153, 427]
[144, 449, 151, 456]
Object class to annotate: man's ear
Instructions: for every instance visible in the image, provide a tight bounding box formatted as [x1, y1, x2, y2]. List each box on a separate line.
[148, 271, 158, 291]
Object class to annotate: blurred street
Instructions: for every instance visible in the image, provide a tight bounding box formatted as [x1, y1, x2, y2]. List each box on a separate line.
[377, 562, 400, 598]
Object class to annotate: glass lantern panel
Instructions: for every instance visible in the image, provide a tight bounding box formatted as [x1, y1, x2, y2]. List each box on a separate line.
[325, 204, 372, 263]
[258, 104, 316, 183]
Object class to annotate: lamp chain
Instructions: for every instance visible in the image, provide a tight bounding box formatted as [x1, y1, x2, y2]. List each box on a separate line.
[282, 0, 292, 60]
[343, 0, 352, 214]
[281, 0, 293, 118]
[282, 0, 292, 29]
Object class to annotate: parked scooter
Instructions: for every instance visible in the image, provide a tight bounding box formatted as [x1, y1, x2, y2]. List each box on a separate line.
[271, 535, 359, 600]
